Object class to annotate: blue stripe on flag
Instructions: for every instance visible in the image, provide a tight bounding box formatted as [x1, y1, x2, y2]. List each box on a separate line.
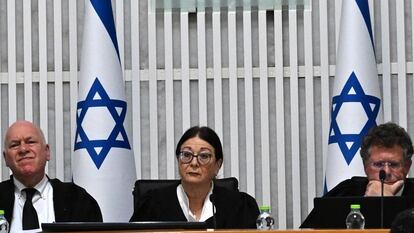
[90, 0, 120, 59]
[355, 0, 374, 50]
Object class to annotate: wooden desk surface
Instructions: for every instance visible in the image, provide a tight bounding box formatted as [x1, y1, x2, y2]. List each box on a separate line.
[45, 229, 389, 233]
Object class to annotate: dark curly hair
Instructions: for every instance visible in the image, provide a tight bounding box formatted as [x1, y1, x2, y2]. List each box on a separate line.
[391, 208, 414, 233]
[360, 122, 413, 162]
[175, 126, 223, 161]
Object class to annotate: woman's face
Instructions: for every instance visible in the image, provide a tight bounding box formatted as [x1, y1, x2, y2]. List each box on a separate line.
[178, 136, 222, 186]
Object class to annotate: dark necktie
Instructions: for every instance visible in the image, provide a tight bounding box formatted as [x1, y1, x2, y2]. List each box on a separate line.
[22, 188, 39, 230]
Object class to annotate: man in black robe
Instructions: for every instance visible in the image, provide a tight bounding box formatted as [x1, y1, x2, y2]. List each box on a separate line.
[301, 122, 414, 229]
[0, 120, 102, 231]
[325, 122, 414, 197]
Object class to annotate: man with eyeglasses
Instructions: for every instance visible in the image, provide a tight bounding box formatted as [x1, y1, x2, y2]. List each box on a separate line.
[325, 122, 414, 197]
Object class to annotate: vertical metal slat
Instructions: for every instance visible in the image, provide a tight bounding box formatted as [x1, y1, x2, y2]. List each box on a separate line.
[197, 11, 208, 126]
[38, 0, 49, 149]
[274, 8, 287, 229]
[258, 9, 271, 208]
[54, 0, 64, 180]
[243, 9, 255, 197]
[396, 0, 407, 127]
[335, 0, 342, 49]
[7, 0, 17, 124]
[228, 10, 239, 179]
[164, 10, 175, 178]
[319, 0, 331, 186]
[148, 2, 159, 178]
[23, 0, 33, 121]
[304, 2, 316, 214]
[212, 11, 224, 178]
[131, 0, 142, 179]
[381, 0, 391, 121]
[68, 0, 78, 159]
[288, 8, 301, 228]
[181, 12, 191, 132]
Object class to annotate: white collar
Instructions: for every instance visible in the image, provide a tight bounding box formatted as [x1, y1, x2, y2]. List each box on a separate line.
[14, 175, 49, 198]
[176, 182, 214, 222]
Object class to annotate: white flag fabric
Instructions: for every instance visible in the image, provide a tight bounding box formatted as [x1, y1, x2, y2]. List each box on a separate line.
[324, 0, 382, 192]
[73, 0, 136, 221]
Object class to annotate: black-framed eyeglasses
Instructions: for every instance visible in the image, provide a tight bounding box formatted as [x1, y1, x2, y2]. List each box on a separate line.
[179, 150, 213, 165]
[369, 161, 403, 170]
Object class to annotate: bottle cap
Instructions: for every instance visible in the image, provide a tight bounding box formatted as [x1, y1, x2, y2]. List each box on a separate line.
[0, 210, 4, 215]
[259, 205, 271, 212]
[350, 204, 361, 209]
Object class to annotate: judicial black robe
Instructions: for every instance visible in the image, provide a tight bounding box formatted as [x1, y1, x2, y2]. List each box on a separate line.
[300, 176, 414, 228]
[0, 176, 103, 225]
[130, 181, 259, 229]
[324, 176, 414, 197]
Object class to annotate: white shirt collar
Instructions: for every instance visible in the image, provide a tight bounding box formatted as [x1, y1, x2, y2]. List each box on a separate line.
[11, 175, 54, 233]
[176, 182, 214, 222]
[14, 175, 49, 199]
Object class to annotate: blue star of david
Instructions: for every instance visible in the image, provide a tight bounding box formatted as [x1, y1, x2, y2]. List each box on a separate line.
[74, 78, 130, 169]
[328, 72, 380, 165]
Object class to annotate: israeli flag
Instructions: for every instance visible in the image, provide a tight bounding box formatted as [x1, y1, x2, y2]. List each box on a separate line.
[324, 0, 382, 192]
[72, 0, 136, 221]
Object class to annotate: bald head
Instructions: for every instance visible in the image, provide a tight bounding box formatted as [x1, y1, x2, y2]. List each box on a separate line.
[2, 120, 50, 187]
[4, 121, 46, 148]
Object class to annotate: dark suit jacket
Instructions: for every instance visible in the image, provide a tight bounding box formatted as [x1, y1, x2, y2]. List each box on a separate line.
[324, 176, 414, 197]
[300, 176, 414, 228]
[130, 181, 259, 229]
[0, 176, 103, 225]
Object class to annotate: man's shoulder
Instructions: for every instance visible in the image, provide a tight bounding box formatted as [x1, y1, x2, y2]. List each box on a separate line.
[331, 176, 369, 188]
[48, 179, 103, 222]
[402, 177, 414, 195]
[49, 178, 90, 195]
[349, 176, 369, 182]
[0, 178, 13, 187]
[405, 177, 414, 183]
[49, 178, 99, 206]
[324, 176, 368, 197]
[0, 178, 14, 197]
[50, 178, 77, 188]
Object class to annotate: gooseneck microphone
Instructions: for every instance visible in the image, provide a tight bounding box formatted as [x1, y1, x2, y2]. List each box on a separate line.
[210, 193, 217, 229]
[379, 169, 386, 228]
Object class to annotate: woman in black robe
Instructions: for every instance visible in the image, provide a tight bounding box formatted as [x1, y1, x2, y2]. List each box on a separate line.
[130, 126, 259, 229]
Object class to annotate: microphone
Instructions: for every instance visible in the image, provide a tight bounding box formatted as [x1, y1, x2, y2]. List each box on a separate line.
[379, 169, 386, 228]
[209, 193, 217, 229]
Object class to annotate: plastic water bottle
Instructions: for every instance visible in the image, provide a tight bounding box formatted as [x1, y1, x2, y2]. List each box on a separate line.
[0, 210, 9, 233]
[256, 205, 275, 230]
[345, 204, 365, 229]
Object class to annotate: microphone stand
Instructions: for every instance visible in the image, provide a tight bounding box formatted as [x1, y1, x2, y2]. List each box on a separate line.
[379, 170, 386, 228]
